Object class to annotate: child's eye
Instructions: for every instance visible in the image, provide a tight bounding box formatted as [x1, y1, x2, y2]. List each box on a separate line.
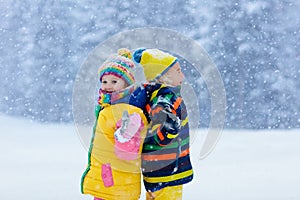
[102, 80, 107, 84]
[112, 80, 117, 84]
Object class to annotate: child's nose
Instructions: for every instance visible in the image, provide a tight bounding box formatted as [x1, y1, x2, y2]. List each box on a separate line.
[181, 72, 185, 78]
[103, 84, 112, 90]
[179, 71, 184, 79]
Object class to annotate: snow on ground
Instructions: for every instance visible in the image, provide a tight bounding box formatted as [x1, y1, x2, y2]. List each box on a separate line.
[0, 115, 299, 200]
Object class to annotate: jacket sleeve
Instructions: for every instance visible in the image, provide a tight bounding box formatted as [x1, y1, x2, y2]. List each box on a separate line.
[149, 88, 182, 146]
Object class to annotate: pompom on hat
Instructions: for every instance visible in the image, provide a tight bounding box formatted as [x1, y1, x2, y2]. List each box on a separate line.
[99, 48, 135, 86]
[132, 48, 178, 81]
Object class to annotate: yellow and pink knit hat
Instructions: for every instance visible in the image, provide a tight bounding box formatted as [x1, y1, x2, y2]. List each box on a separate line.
[99, 48, 135, 85]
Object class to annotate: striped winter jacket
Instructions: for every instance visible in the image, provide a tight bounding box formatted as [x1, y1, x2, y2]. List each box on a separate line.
[130, 83, 193, 192]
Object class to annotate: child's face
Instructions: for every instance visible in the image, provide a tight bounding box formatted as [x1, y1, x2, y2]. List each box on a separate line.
[101, 74, 128, 93]
[158, 62, 184, 86]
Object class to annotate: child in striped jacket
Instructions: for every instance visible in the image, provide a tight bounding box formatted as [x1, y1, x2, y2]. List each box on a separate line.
[130, 48, 193, 200]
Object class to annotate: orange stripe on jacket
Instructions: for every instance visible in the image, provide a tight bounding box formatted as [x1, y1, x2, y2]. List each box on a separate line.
[151, 106, 163, 116]
[170, 97, 182, 115]
[173, 97, 182, 110]
[157, 126, 165, 141]
[142, 148, 190, 161]
[146, 104, 151, 113]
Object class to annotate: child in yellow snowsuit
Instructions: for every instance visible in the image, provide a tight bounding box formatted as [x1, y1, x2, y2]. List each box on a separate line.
[81, 49, 148, 200]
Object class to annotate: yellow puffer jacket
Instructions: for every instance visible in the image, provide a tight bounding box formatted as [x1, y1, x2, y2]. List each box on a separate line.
[81, 102, 148, 200]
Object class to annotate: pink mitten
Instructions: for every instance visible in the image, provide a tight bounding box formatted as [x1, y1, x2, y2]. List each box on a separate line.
[114, 112, 144, 160]
[115, 112, 142, 142]
[122, 113, 142, 139]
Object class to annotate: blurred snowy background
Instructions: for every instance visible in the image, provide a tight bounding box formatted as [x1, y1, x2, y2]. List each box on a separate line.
[1, 0, 300, 200]
[1, 0, 299, 128]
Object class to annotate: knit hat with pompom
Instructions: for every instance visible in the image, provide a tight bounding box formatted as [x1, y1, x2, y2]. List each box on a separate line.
[99, 48, 135, 85]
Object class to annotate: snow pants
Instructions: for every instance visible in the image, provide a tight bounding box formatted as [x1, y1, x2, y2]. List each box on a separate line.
[146, 185, 183, 200]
